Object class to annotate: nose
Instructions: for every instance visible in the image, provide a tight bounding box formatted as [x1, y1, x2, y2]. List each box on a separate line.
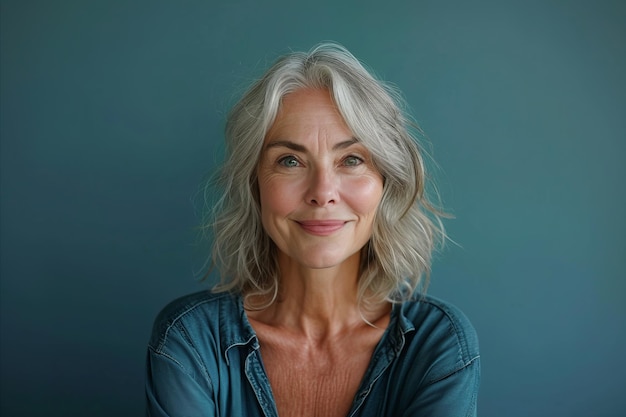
[305, 167, 339, 207]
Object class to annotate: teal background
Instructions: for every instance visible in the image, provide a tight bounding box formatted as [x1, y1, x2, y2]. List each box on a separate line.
[1, 0, 624, 416]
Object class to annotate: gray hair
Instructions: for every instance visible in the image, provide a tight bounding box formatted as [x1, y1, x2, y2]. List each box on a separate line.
[203, 42, 446, 306]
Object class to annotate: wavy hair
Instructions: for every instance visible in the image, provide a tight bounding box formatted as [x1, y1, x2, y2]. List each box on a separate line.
[203, 42, 446, 307]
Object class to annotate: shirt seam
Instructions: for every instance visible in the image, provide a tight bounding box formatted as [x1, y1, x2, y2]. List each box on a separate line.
[420, 297, 477, 363]
[153, 292, 231, 352]
[148, 344, 216, 396]
[425, 354, 480, 386]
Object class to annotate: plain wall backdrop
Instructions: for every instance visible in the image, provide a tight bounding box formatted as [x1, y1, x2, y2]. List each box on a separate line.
[1, 0, 624, 416]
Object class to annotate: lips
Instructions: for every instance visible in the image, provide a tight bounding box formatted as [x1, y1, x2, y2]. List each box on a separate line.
[296, 220, 347, 236]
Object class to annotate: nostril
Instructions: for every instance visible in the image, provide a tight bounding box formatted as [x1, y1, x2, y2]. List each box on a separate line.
[309, 197, 335, 206]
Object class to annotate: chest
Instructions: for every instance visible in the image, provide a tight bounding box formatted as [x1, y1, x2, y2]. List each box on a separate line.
[257, 336, 381, 417]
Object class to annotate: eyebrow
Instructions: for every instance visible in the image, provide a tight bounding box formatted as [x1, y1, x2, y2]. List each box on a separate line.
[264, 138, 359, 152]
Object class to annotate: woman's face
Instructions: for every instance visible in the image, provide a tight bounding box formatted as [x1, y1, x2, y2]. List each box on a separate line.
[257, 88, 384, 271]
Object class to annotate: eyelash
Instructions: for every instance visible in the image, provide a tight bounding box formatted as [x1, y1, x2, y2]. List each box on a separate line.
[276, 154, 364, 168]
[277, 155, 301, 167]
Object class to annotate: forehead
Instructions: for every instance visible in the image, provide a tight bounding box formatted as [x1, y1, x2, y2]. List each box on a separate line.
[265, 88, 352, 138]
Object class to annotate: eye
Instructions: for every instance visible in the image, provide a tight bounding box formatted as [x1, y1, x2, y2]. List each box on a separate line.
[343, 155, 364, 167]
[278, 155, 300, 167]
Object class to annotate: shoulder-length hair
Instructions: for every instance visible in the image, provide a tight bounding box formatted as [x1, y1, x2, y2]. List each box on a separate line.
[203, 42, 446, 307]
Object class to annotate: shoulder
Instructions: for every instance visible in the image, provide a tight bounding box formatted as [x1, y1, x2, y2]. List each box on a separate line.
[398, 294, 479, 380]
[148, 290, 241, 352]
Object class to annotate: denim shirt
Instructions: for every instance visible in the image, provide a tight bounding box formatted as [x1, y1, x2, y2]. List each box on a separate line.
[146, 291, 480, 417]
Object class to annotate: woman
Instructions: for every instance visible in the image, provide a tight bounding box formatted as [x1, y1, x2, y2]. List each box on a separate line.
[146, 43, 480, 417]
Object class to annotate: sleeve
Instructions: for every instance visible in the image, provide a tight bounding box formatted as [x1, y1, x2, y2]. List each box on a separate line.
[145, 347, 216, 417]
[396, 297, 481, 417]
[401, 356, 480, 417]
[145, 327, 217, 417]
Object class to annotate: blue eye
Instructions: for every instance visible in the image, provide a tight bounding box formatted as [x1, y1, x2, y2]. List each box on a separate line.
[343, 156, 363, 166]
[278, 156, 300, 167]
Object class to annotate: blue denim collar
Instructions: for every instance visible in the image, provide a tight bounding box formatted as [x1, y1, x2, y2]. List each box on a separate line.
[219, 292, 417, 366]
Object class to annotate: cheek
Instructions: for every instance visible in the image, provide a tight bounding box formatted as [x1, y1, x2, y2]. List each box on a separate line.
[343, 176, 384, 213]
[258, 178, 301, 219]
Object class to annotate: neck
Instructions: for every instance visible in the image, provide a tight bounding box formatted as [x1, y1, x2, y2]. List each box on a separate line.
[246, 252, 389, 340]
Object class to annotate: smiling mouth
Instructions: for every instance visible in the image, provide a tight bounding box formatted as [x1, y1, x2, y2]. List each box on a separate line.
[296, 220, 347, 236]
